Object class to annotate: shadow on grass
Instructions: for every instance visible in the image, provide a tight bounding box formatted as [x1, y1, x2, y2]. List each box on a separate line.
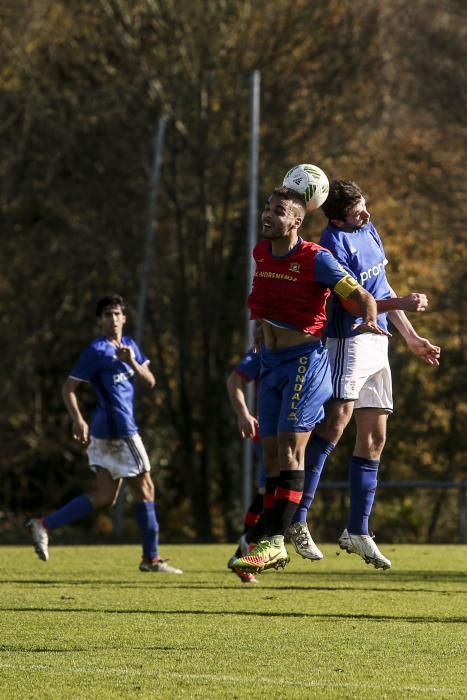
[0, 643, 194, 653]
[0, 605, 465, 624]
[1, 567, 466, 596]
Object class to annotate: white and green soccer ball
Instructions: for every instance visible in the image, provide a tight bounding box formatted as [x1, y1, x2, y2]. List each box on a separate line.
[282, 163, 329, 211]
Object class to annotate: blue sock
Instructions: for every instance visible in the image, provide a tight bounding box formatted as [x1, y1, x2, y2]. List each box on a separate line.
[134, 501, 159, 561]
[292, 435, 335, 523]
[348, 456, 379, 535]
[43, 495, 94, 530]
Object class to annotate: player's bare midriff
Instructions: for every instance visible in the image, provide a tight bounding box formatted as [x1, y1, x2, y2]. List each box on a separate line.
[261, 320, 320, 350]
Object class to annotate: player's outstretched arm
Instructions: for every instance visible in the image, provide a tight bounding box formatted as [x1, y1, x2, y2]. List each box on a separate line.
[376, 292, 428, 312]
[226, 371, 258, 439]
[387, 309, 440, 366]
[405, 335, 441, 366]
[341, 291, 429, 315]
[374, 286, 429, 313]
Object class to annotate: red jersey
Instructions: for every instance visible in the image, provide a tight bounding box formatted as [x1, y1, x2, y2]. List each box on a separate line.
[248, 238, 332, 336]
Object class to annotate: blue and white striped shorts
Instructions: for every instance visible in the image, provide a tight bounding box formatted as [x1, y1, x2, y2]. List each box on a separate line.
[87, 434, 151, 480]
[326, 334, 393, 410]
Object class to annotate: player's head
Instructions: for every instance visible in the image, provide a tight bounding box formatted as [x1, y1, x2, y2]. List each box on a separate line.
[261, 186, 306, 239]
[272, 186, 307, 216]
[95, 295, 127, 340]
[95, 294, 126, 318]
[322, 180, 370, 229]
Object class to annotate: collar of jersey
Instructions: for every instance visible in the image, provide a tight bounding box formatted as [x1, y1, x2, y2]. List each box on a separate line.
[269, 236, 303, 260]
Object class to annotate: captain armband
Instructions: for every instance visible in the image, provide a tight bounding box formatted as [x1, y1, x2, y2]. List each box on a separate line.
[334, 274, 360, 299]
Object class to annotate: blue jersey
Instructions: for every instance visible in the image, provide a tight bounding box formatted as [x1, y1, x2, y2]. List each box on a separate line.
[320, 222, 393, 338]
[69, 335, 148, 439]
[235, 347, 261, 383]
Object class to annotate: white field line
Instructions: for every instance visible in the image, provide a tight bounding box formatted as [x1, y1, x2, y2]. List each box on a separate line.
[0, 663, 464, 695]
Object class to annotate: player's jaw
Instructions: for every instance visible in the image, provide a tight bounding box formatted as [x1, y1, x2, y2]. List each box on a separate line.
[262, 221, 279, 238]
[261, 215, 288, 239]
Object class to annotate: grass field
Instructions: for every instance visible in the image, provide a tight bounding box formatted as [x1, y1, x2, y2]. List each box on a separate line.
[0, 542, 465, 699]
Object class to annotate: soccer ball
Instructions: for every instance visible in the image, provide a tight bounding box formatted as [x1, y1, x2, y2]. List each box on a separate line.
[282, 163, 329, 211]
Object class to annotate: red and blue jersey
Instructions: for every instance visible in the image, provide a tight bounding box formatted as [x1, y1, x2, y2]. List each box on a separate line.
[69, 335, 148, 439]
[248, 237, 348, 336]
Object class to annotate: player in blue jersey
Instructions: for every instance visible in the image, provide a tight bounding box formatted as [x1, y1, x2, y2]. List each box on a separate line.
[232, 187, 390, 575]
[27, 294, 182, 574]
[226, 328, 266, 584]
[288, 180, 440, 569]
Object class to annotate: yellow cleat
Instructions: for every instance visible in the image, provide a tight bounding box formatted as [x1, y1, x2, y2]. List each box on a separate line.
[232, 536, 289, 574]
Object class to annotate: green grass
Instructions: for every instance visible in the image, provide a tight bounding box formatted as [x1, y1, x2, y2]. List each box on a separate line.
[0, 543, 465, 699]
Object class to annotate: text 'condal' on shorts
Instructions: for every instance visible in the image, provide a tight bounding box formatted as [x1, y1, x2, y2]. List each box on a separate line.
[258, 341, 332, 436]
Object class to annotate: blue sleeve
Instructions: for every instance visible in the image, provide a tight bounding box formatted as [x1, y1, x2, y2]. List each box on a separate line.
[69, 345, 99, 382]
[235, 347, 260, 382]
[319, 232, 356, 279]
[313, 249, 350, 288]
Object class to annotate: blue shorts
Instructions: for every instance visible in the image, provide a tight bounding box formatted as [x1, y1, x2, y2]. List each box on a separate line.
[258, 341, 332, 437]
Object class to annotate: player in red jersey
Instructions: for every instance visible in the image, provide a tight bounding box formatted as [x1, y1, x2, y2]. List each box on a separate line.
[232, 187, 390, 575]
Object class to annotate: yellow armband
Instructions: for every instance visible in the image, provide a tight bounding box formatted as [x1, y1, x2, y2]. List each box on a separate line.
[334, 274, 359, 299]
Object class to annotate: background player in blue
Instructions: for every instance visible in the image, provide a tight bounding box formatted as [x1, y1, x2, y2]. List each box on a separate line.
[27, 294, 182, 574]
[226, 327, 266, 584]
[292, 180, 440, 569]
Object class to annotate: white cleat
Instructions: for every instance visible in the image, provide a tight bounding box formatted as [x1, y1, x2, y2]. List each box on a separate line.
[286, 521, 323, 561]
[139, 558, 183, 574]
[26, 518, 49, 561]
[338, 528, 391, 570]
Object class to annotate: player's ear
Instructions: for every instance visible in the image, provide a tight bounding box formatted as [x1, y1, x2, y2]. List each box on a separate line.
[330, 217, 345, 228]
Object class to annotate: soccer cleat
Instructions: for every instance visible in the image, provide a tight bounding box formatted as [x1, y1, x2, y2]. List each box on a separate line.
[232, 536, 289, 574]
[228, 537, 258, 582]
[139, 558, 183, 574]
[227, 534, 254, 570]
[229, 537, 258, 582]
[286, 521, 323, 561]
[232, 569, 259, 584]
[238, 533, 252, 556]
[227, 552, 239, 569]
[338, 528, 391, 570]
[26, 518, 49, 561]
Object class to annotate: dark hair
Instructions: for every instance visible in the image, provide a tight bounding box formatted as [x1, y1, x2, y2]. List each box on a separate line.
[271, 186, 307, 213]
[321, 180, 365, 221]
[95, 294, 126, 317]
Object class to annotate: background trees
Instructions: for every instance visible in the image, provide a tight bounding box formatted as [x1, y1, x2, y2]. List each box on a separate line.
[1, 0, 465, 542]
